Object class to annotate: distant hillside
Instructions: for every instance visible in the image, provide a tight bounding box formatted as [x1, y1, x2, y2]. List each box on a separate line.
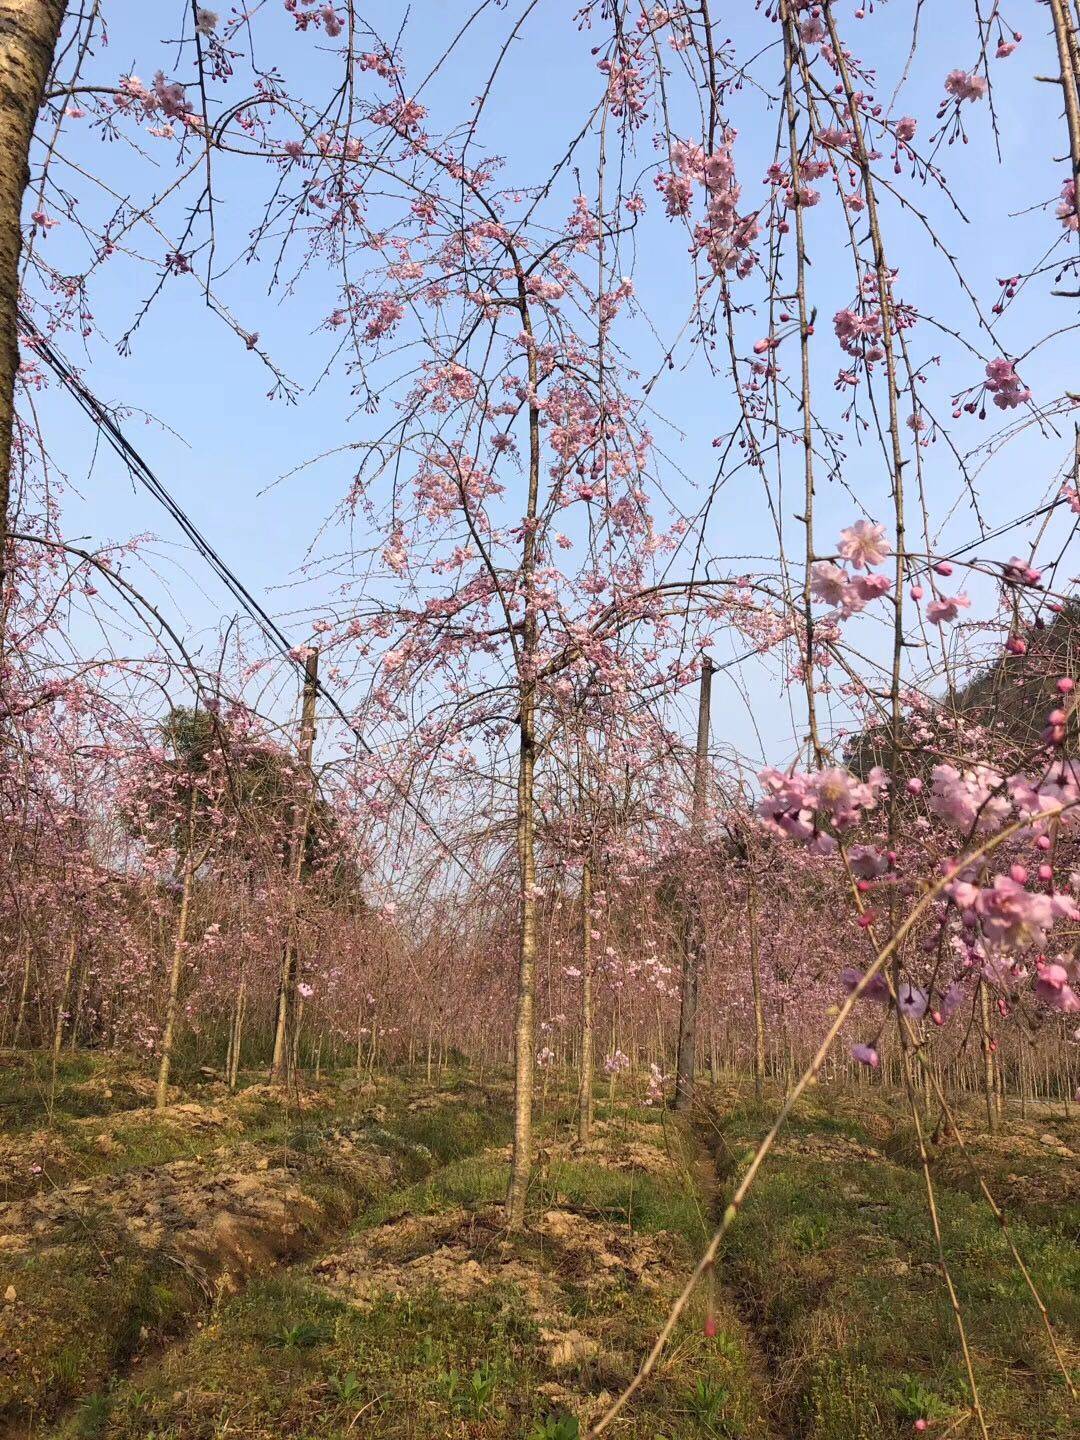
[846, 597, 1080, 778]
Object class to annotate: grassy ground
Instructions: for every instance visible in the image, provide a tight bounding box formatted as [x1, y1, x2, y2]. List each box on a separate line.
[699, 1083, 1079, 1440]
[2, 1058, 1077, 1439]
[62, 1102, 773, 1440]
[0, 1057, 511, 1433]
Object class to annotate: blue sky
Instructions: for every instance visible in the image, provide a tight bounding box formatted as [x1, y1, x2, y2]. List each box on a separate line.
[32, 2, 1079, 772]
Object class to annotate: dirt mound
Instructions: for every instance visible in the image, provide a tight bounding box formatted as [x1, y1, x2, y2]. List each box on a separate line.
[775, 1132, 884, 1165]
[403, 1084, 492, 1113]
[1, 1103, 241, 1202]
[69, 1072, 160, 1107]
[79, 1100, 240, 1140]
[0, 1143, 340, 1293]
[315, 1201, 676, 1391]
[0, 1129, 70, 1199]
[549, 1121, 680, 1180]
[231, 1083, 330, 1112]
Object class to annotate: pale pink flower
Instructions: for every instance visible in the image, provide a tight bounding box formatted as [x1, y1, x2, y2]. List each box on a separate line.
[925, 593, 970, 625]
[929, 763, 1009, 831]
[944, 69, 987, 102]
[837, 519, 892, 570]
[810, 561, 848, 607]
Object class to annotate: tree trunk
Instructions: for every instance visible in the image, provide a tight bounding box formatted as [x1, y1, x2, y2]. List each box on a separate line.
[50, 929, 75, 1064]
[12, 945, 31, 1046]
[505, 271, 542, 1231]
[156, 822, 196, 1111]
[979, 983, 997, 1135]
[506, 697, 538, 1227]
[577, 855, 594, 1143]
[675, 657, 713, 1110]
[0, 1, 67, 627]
[747, 873, 766, 1102]
[271, 648, 318, 1078]
[227, 976, 245, 1090]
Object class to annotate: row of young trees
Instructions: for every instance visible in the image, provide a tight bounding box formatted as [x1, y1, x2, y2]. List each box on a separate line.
[0, 0, 1079, 1285]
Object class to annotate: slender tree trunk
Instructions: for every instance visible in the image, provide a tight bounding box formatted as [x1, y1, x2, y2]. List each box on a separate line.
[675, 657, 713, 1110]
[1063, 1021, 1072, 1118]
[156, 834, 195, 1110]
[979, 984, 998, 1135]
[227, 976, 245, 1090]
[747, 871, 767, 1102]
[1049, 0, 1080, 213]
[12, 946, 31, 1046]
[271, 648, 318, 1078]
[0, 0, 67, 630]
[67, 947, 87, 1050]
[507, 701, 538, 1227]
[290, 996, 305, 1076]
[367, 1006, 378, 1074]
[51, 929, 75, 1064]
[577, 855, 594, 1143]
[506, 271, 542, 1231]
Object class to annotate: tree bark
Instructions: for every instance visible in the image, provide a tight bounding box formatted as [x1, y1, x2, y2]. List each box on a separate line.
[0, 1, 67, 625]
[227, 975, 245, 1090]
[577, 855, 594, 1143]
[155, 829, 196, 1110]
[271, 647, 318, 1078]
[50, 928, 75, 1063]
[675, 657, 713, 1110]
[12, 942, 30, 1045]
[506, 273, 542, 1231]
[979, 983, 998, 1136]
[747, 872, 767, 1102]
[1049, 0, 1080, 210]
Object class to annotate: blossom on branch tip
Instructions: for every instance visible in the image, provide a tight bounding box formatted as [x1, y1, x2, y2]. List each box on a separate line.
[837, 519, 892, 570]
[925, 594, 970, 625]
[944, 69, 988, 102]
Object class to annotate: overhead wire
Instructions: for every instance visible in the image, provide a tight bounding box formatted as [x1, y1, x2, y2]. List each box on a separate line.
[20, 311, 476, 880]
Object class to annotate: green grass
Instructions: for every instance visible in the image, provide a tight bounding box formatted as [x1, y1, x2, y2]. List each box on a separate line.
[882, 1111, 1080, 1235]
[702, 1089, 1079, 1440]
[0, 1083, 513, 1434]
[0, 1210, 202, 1424]
[16, 1070, 1076, 1440]
[88, 1106, 773, 1440]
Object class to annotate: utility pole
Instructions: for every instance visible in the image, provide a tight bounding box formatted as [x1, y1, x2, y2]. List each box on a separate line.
[675, 656, 713, 1111]
[271, 647, 319, 1079]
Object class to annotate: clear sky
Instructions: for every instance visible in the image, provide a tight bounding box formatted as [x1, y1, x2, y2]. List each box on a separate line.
[33, 2, 1079, 773]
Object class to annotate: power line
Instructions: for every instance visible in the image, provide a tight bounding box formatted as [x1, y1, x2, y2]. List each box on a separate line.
[22, 312, 475, 880]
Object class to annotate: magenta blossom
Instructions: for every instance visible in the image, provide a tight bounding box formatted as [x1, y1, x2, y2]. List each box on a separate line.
[948, 875, 1078, 953]
[1034, 958, 1080, 1013]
